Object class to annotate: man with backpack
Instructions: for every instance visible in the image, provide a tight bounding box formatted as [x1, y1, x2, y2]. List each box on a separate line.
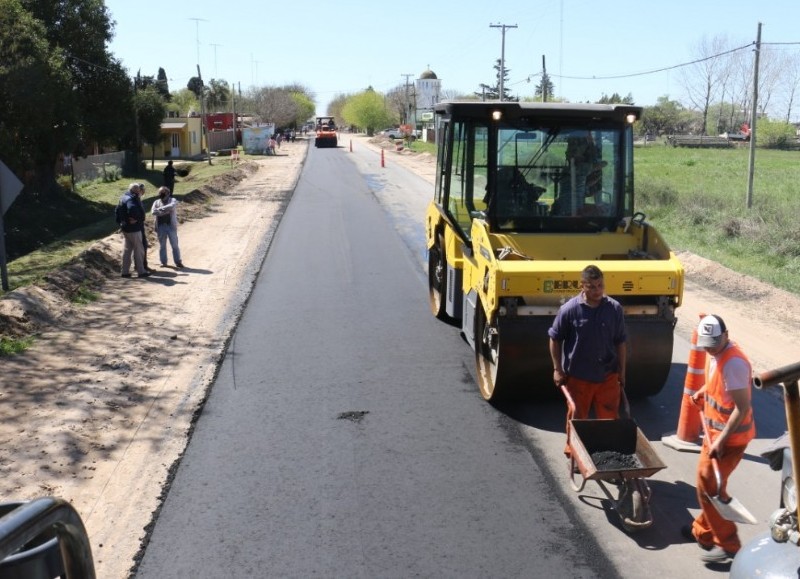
[117, 183, 150, 278]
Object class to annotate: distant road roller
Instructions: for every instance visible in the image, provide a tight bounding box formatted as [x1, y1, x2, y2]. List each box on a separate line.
[314, 116, 338, 148]
[424, 101, 684, 401]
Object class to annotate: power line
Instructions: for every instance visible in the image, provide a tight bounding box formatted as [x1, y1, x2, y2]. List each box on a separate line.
[553, 41, 755, 81]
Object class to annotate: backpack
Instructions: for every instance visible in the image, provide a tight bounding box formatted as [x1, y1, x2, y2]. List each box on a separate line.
[115, 194, 130, 226]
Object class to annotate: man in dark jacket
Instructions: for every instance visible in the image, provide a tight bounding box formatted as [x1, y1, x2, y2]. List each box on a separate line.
[162, 160, 176, 193]
[119, 183, 150, 278]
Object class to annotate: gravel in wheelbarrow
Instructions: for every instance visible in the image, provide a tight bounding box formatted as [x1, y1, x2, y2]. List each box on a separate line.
[569, 418, 667, 481]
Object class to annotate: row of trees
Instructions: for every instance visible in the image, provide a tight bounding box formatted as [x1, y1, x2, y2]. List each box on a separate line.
[0, 0, 316, 198]
[0, 0, 132, 193]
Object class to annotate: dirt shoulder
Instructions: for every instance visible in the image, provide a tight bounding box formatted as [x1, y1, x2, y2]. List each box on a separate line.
[1, 134, 798, 577]
[0, 142, 306, 578]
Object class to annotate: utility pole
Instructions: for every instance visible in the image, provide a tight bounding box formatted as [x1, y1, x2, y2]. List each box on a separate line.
[197, 65, 211, 165]
[490, 22, 517, 101]
[188, 17, 207, 67]
[254, 60, 262, 86]
[542, 55, 548, 102]
[746, 22, 762, 209]
[210, 43, 223, 78]
[401, 73, 413, 125]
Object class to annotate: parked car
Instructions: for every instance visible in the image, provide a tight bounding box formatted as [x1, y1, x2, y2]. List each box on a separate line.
[382, 128, 404, 139]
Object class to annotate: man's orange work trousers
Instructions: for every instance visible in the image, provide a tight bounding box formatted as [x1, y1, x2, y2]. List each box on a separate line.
[691, 439, 748, 553]
[564, 373, 621, 456]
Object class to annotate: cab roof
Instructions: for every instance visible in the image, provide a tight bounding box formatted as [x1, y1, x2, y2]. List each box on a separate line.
[434, 101, 642, 123]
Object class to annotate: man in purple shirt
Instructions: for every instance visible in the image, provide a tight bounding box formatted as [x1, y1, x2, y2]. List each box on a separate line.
[548, 265, 627, 455]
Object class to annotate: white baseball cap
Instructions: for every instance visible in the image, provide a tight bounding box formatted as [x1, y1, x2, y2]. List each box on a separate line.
[697, 314, 727, 347]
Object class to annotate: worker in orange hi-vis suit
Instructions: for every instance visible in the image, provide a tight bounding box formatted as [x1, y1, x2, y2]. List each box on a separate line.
[548, 265, 627, 458]
[683, 314, 755, 564]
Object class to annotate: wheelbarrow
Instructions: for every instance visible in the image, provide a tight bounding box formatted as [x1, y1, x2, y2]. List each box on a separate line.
[561, 385, 667, 533]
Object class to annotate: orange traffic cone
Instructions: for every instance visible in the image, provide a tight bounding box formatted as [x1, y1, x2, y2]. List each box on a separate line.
[661, 313, 706, 452]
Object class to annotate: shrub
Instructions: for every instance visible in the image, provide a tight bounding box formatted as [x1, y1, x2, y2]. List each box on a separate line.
[757, 119, 796, 149]
[56, 174, 73, 192]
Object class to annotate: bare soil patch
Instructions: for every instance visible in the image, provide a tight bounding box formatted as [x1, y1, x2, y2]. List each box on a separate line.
[0, 145, 306, 578]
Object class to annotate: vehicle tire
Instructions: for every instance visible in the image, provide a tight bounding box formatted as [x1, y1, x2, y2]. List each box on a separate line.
[474, 299, 505, 401]
[428, 235, 449, 320]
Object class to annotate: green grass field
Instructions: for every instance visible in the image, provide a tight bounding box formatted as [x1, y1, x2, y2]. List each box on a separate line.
[635, 144, 800, 292]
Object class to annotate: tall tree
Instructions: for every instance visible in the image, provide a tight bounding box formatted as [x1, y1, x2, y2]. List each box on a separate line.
[290, 92, 315, 128]
[534, 72, 555, 102]
[249, 86, 299, 128]
[170, 88, 200, 117]
[187, 76, 204, 99]
[385, 85, 409, 123]
[598, 93, 634, 104]
[156, 67, 170, 101]
[341, 88, 392, 135]
[206, 79, 231, 112]
[327, 93, 351, 121]
[21, 0, 124, 158]
[0, 0, 75, 192]
[476, 59, 515, 101]
[135, 86, 167, 167]
[681, 35, 730, 135]
[640, 96, 699, 136]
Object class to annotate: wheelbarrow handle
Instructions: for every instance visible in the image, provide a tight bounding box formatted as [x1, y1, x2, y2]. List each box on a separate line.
[619, 388, 632, 420]
[560, 384, 576, 414]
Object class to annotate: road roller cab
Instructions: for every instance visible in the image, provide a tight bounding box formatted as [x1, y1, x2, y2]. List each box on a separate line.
[424, 101, 684, 401]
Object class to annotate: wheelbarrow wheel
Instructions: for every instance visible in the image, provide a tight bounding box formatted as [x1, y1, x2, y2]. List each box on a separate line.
[618, 479, 653, 533]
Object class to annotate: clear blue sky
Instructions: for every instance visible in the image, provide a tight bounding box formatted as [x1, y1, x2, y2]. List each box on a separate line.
[104, 0, 799, 117]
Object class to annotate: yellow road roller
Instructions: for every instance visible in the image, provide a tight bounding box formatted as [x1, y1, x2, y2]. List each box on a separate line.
[425, 101, 684, 401]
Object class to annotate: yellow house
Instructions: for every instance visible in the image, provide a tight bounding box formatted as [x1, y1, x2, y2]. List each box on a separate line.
[141, 116, 203, 160]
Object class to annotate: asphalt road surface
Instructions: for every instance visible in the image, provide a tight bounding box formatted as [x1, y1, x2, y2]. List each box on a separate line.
[135, 140, 789, 578]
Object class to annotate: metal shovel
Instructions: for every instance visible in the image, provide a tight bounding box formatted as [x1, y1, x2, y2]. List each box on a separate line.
[705, 433, 758, 524]
[692, 400, 757, 524]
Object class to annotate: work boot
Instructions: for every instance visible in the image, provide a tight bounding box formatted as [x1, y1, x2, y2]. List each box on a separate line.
[700, 545, 735, 563]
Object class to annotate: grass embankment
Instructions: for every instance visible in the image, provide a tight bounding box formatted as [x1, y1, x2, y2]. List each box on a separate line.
[2, 156, 242, 292]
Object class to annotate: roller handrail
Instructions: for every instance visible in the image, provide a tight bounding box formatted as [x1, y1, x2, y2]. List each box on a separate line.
[0, 497, 95, 579]
[753, 361, 800, 528]
[753, 360, 800, 389]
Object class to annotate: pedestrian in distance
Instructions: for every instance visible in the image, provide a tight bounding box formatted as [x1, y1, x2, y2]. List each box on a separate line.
[151, 186, 184, 268]
[683, 314, 755, 564]
[548, 264, 627, 456]
[163, 160, 176, 194]
[117, 183, 150, 278]
[137, 183, 152, 273]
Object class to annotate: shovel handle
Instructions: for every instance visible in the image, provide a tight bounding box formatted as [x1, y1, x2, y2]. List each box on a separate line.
[710, 456, 724, 497]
